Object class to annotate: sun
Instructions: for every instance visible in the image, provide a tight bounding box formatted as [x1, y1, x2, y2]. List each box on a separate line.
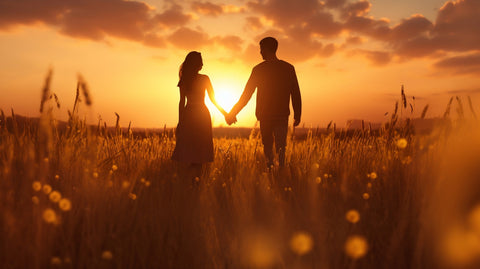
[213, 83, 238, 111]
[215, 89, 237, 111]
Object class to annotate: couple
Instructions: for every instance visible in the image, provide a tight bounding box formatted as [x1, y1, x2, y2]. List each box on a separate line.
[171, 37, 302, 173]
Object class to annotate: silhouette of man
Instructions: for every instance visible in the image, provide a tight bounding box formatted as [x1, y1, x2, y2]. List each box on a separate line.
[227, 37, 302, 167]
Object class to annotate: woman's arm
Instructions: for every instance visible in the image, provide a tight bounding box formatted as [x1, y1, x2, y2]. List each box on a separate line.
[205, 76, 227, 116]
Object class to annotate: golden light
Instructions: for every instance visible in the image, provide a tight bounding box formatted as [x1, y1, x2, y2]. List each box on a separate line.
[204, 70, 258, 127]
[215, 87, 237, 112]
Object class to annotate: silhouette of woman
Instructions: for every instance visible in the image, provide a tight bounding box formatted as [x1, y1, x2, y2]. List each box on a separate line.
[171, 51, 227, 177]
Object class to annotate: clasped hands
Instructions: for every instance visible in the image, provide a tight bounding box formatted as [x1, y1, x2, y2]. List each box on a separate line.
[221, 111, 237, 125]
[225, 112, 237, 125]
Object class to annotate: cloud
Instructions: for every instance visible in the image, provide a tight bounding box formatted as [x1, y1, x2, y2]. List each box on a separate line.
[344, 16, 391, 40]
[0, 0, 68, 28]
[446, 88, 480, 95]
[245, 16, 264, 31]
[153, 4, 192, 27]
[1, 0, 479, 72]
[247, 0, 322, 27]
[213, 35, 244, 51]
[345, 36, 364, 46]
[388, 0, 480, 59]
[358, 50, 393, 66]
[191, 1, 223, 16]
[0, 0, 193, 48]
[390, 15, 433, 41]
[434, 53, 480, 75]
[341, 0, 371, 18]
[60, 0, 153, 41]
[433, 0, 480, 52]
[304, 11, 343, 38]
[325, 0, 347, 8]
[168, 27, 210, 50]
[191, 1, 245, 16]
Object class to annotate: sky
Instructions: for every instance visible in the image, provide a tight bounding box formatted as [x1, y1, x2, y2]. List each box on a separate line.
[0, 0, 479, 128]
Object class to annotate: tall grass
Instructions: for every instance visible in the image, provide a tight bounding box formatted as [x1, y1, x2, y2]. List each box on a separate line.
[1, 77, 479, 269]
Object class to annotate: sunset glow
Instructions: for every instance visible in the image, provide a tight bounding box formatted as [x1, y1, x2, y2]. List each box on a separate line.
[0, 0, 479, 128]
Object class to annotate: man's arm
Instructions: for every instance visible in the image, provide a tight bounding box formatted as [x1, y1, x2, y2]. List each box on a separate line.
[291, 66, 302, 126]
[229, 70, 257, 117]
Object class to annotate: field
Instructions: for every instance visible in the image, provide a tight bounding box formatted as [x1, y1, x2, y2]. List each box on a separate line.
[1, 82, 480, 269]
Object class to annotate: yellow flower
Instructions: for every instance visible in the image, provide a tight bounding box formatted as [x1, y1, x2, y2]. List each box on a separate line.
[368, 172, 377, 179]
[345, 235, 368, 259]
[145, 181, 151, 187]
[32, 196, 39, 204]
[396, 138, 408, 149]
[122, 181, 130, 189]
[101, 250, 113, 260]
[32, 181, 42, 192]
[54, 175, 60, 180]
[50, 256, 62, 265]
[111, 164, 118, 171]
[59, 198, 72, 211]
[49, 191, 62, 203]
[290, 232, 314, 255]
[315, 177, 322, 184]
[92, 172, 99, 178]
[129, 193, 137, 200]
[363, 193, 370, 200]
[346, 210, 360, 224]
[43, 208, 57, 223]
[43, 184, 52, 194]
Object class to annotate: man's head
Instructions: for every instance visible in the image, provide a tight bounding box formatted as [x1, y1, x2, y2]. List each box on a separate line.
[260, 37, 278, 60]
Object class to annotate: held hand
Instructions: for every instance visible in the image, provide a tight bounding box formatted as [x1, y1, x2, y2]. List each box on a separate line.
[293, 118, 301, 127]
[225, 113, 237, 125]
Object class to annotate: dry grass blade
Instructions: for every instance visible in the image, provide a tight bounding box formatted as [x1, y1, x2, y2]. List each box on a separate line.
[40, 69, 53, 113]
[467, 96, 477, 119]
[115, 112, 120, 131]
[420, 104, 429, 119]
[72, 82, 80, 116]
[401, 85, 407, 109]
[53, 93, 60, 109]
[455, 96, 464, 118]
[0, 109, 4, 130]
[326, 120, 333, 132]
[77, 74, 92, 106]
[443, 97, 454, 119]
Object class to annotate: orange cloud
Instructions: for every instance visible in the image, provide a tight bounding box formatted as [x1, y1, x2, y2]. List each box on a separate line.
[168, 27, 210, 50]
[153, 4, 192, 27]
[1, 0, 479, 74]
[191, 1, 223, 16]
[191, 1, 244, 16]
[213, 35, 244, 52]
[434, 53, 480, 75]
[0, 0, 191, 48]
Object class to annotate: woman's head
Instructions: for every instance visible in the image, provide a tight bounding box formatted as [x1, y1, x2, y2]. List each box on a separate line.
[178, 51, 203, 87]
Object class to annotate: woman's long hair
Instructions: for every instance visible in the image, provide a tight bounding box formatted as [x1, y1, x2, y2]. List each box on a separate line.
[178, 51, 203, 89]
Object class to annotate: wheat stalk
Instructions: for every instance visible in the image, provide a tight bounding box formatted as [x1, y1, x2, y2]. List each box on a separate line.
[39, 69, 53, 113]
[420, 104, 429, 119]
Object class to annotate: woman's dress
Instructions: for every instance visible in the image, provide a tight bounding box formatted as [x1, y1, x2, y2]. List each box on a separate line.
[171, 74, 214, 163]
